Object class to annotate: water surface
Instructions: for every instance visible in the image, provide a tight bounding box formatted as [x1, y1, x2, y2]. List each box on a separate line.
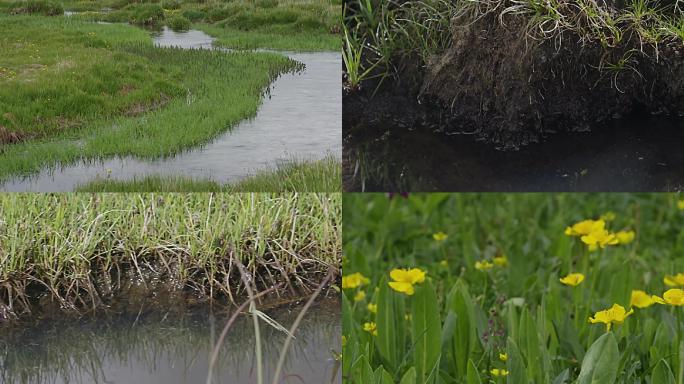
[345, 113, 684, 192]
[1, 28, 341, 191]
[0, 299, 341, 384]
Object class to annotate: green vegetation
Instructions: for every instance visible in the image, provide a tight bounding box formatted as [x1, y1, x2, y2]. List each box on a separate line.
[2, 0, 64, 15]
[0, 193, 341, 321]
[343, 0, 684, 90]
[167, 14, 189, 31]
[52, 0, 340, 51]
[76, 156, 342, 192]
[343, 193, 684, 383]
[0, 15, 301, 182]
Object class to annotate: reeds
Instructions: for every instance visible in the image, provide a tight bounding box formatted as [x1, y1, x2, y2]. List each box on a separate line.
[0, 193, 341, 321]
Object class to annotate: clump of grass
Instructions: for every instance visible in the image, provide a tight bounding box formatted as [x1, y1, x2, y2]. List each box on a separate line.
[167, 14, 190, 31]
[7, 0, 63, 15]
[0, 193, 341, 322]
[343, 193, 684, 383]
[75, 156, 342, 192]
[126, 3, 164, 26]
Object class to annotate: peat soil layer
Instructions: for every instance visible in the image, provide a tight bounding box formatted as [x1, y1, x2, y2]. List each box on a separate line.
[344, 91, 684, 192]
[1, 27, 341, 191]
[0, 297, 341, 384]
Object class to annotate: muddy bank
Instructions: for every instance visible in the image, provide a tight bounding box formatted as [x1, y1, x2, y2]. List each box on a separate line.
[0, 251, 339, 324]
[346, 11, 684, 148]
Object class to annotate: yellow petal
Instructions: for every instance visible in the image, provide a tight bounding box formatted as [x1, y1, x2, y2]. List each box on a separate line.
[389, 281, 415, 295]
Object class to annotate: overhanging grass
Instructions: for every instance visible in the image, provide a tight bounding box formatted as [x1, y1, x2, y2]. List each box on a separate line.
[197, 23, 339, 52]
[75, 156, 342, 192]
[0, 193, 341, 320]
[0, 15, 301, 182]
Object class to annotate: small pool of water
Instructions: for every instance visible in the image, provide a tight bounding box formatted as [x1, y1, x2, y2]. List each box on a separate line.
[345, 113, 684, 192]
[0, 299, 341, 384]
[1, 28, 341, 191]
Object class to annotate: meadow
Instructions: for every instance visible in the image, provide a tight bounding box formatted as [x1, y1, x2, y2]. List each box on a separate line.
[0, 15, 307, 183]
[5, 0, 342, 51]
[343, 193, 684, 383]
[0, 193, 341, 322]
[76, 156, 342, 192]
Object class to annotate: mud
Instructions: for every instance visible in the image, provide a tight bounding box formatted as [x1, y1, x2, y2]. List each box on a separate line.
[417, 13, 684, 147]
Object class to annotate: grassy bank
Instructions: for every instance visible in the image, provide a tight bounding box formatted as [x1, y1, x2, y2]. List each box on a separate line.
[343, 0, 684, 90]
[76, 156, 342, 192]
[0, 15, 300, 182]
[343, 193, 684, 383]
[55, 0, 341, 51]
[0, 193, 341, 321]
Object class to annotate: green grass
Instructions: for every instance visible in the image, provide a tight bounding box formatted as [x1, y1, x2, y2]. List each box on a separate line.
[75, 157, 342, 192]
[49, 0, 341, 51]
[343, 193, 684, 383]
[0, 193, 341, 321]
[0, 14, 301, 183]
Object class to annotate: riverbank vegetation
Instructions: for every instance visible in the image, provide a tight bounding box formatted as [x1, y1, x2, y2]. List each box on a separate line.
[76, 156, 342, 192]
[343, 193, 684, 383]
[3, 0, 342, 50]
[0, 14, 304, 184]
[0, 193, 341, 322]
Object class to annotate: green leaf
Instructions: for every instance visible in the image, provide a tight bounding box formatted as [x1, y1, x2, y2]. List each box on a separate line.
[466, 359, 482, 384]
[399, 367, 417, 384]
[412, 279, 442, 384]
[577, 332, 619, 384]
[506, 337, 528, 384]
[652, 359, 676, 384]
[447, 280, 477, 378]
[374, 366, 394, 384]
[376, 276, 405, 372]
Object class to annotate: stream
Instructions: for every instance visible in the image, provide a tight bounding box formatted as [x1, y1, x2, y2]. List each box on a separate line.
[1, 27, 341, 191]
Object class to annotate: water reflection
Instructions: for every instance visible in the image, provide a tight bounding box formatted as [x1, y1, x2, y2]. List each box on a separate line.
[0, 299, 341, 384]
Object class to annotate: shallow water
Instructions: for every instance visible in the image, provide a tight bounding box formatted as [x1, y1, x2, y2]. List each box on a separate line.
[345, 113, 684, 192]
[0, 299, 341, 384]
[1, 28, 341, 191]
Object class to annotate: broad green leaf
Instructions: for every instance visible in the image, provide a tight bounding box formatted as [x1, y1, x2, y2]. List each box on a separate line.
[447, 280, 476, 378]
[652, 359, 676, 384]
[466, 359, 482, 384]
[399, 367, 417, 384]
[506, 338, 528, 384]
[518, 307, 541, 382]
[577, 332, 619, 384]
[412, 280, 442, 384]
[373, 366, 394, 384]
[376, 276, 405, 372]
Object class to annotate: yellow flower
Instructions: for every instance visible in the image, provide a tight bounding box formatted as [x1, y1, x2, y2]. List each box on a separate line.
[363, 322, 378, 336]
[600, 212, 616, 221]
[559, 273, 585, 286]
[388, 268, 426, 296]
[367, 303, 377, 313]
[342, 272, 370, 290]
[499, 353, 508, 362]
[630, 290, 657, 308]
[653, 288, 684, 306]
[581, 229, 618, 249]
[565, 219, 605, 236]
[354, 290, 366, 302]
[475, 260, 494, 271]
[490, 369, 509, 377]
[433, 231, 448, 241]
[493, 255, 508, 267]
[588, 304, 634, 332]
[664, 273, 684, 287]
[678, 200, 684, 210]
[615, 230, 635, 245]
[439, 259, 449, 267]
[405, 313, 411, 321]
